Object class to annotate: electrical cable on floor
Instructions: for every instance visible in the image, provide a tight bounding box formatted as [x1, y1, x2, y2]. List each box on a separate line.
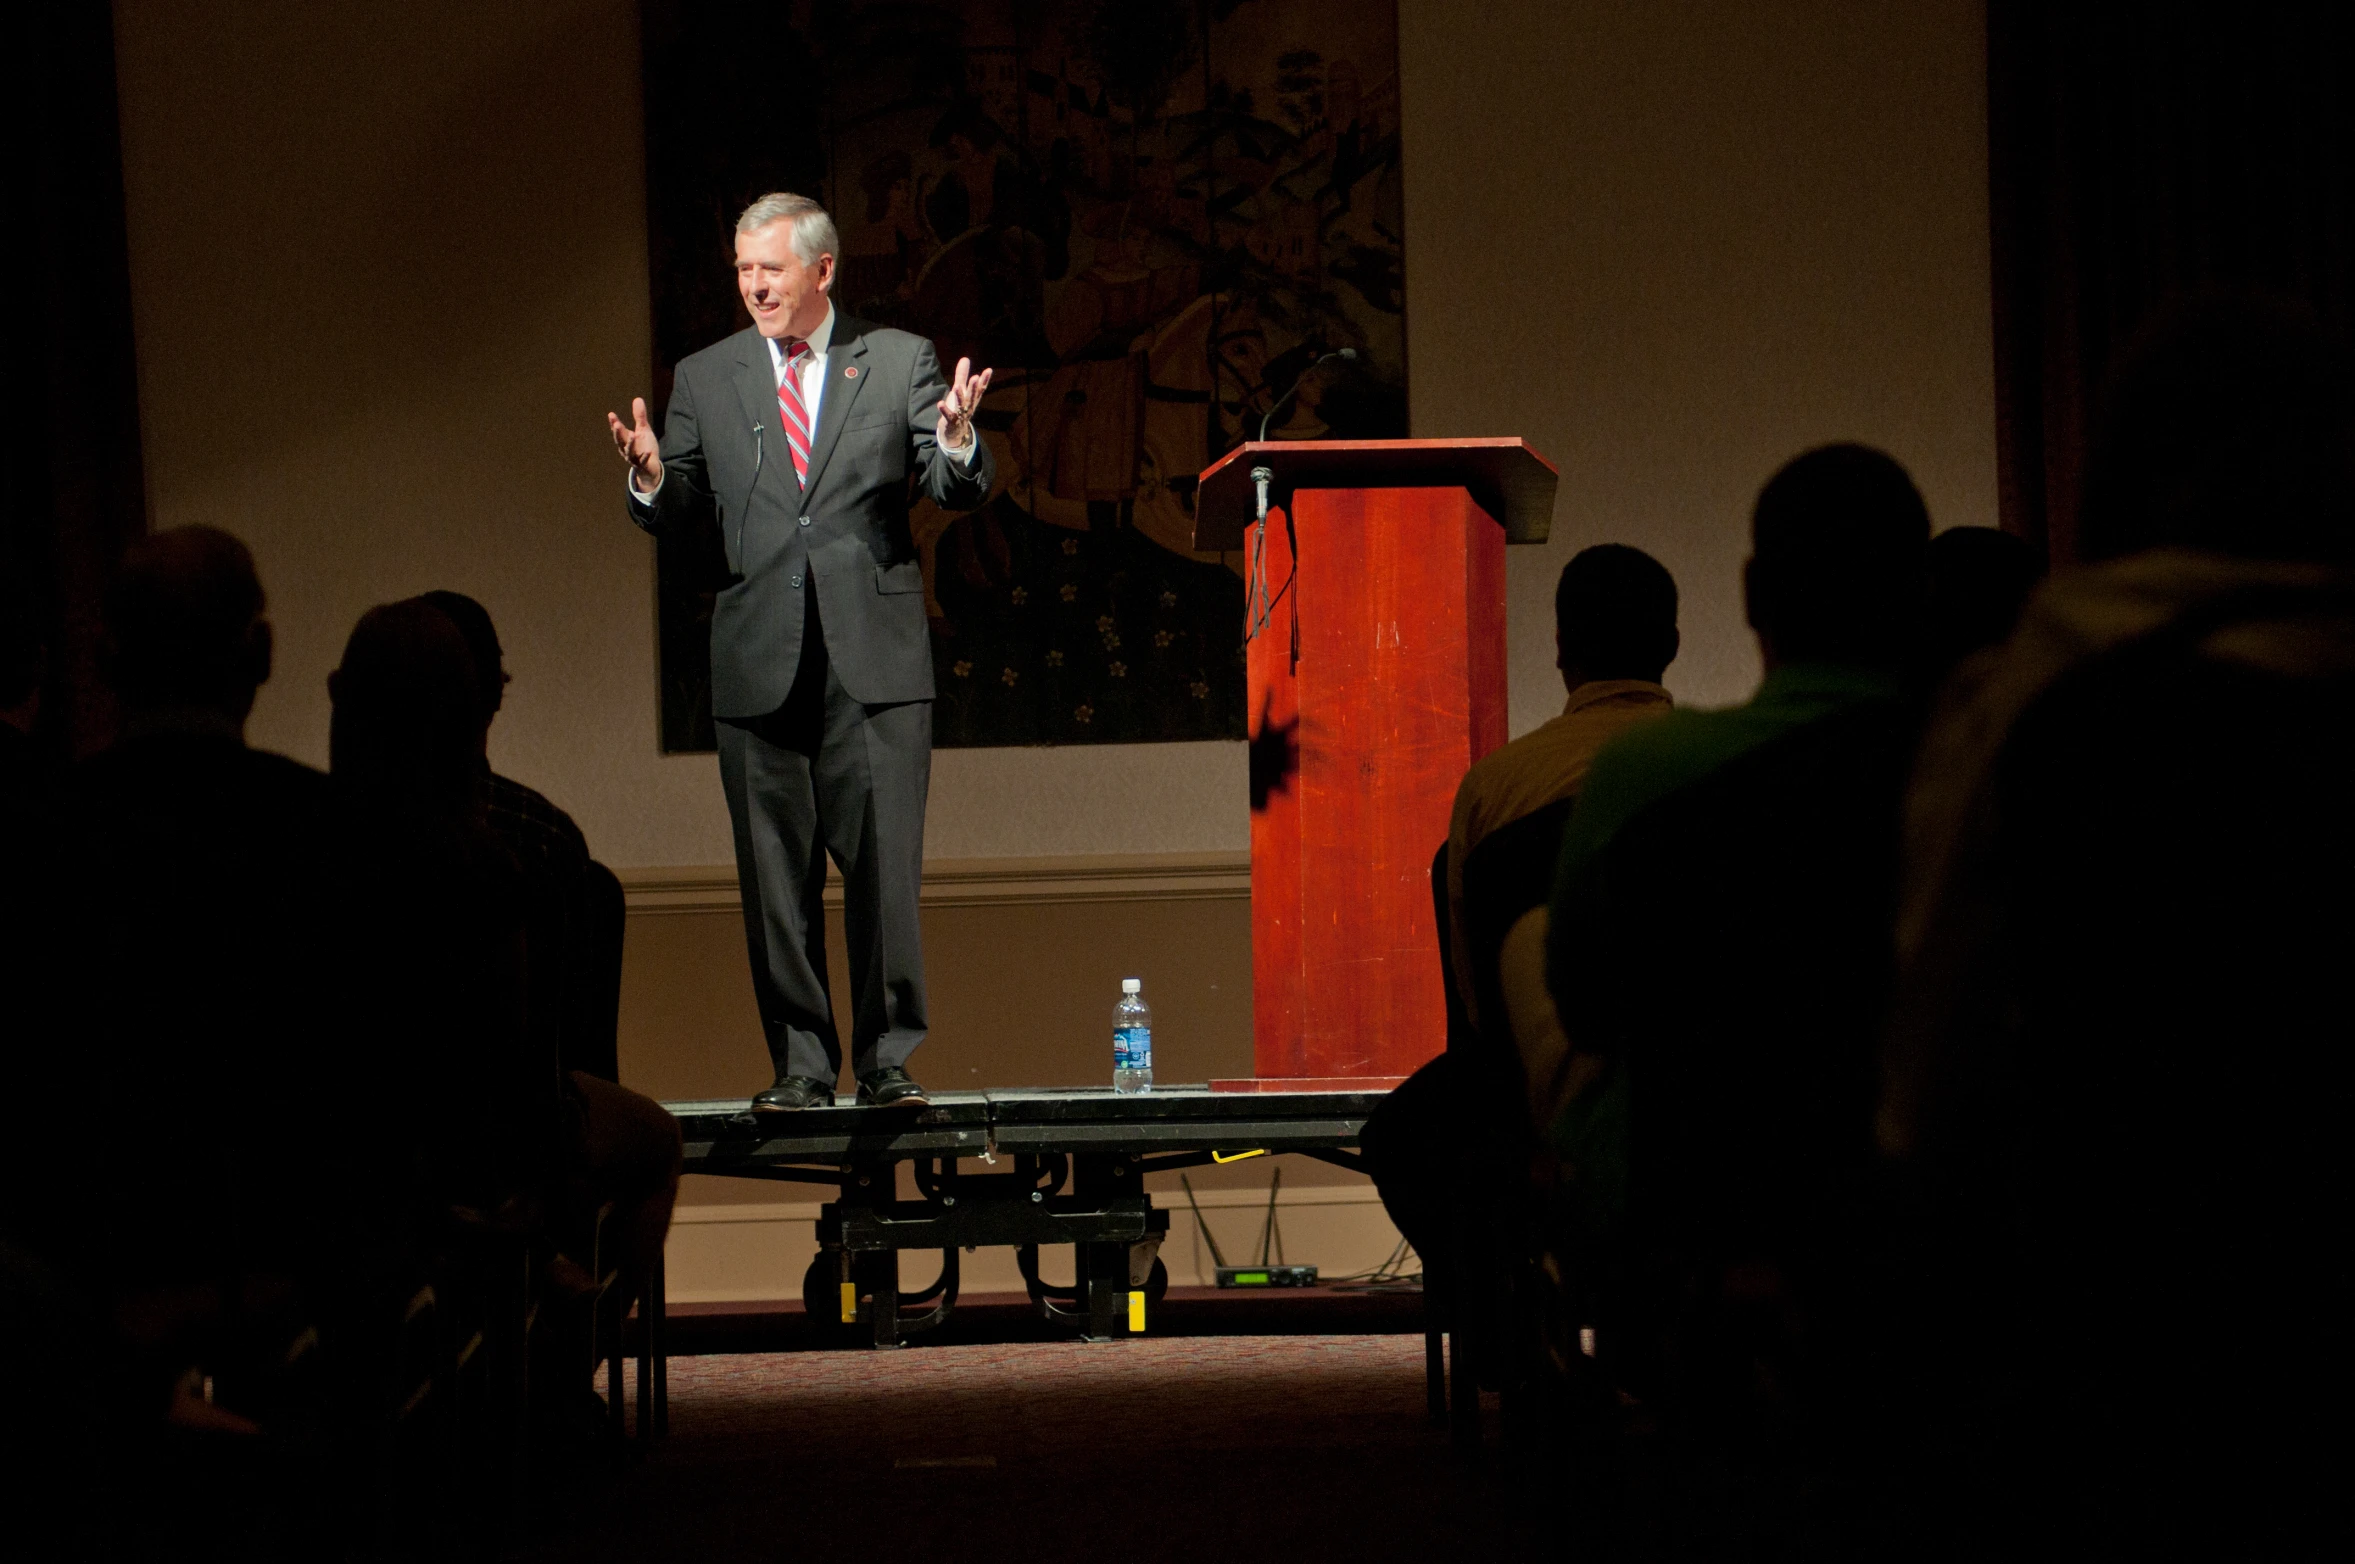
[1322, 1236, 1422, 1292]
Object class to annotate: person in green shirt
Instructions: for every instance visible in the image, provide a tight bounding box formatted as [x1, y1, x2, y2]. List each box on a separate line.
[1541, 444, 1930, 1450]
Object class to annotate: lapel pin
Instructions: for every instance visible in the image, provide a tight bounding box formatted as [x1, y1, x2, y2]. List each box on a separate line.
[844, 366, 859, 379]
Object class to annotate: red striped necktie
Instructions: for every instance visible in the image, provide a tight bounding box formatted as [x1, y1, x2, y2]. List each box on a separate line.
[776, 337, 813, 482]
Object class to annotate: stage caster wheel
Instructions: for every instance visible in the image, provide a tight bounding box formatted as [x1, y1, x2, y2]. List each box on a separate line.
[1144, 1256, 1169, 1308]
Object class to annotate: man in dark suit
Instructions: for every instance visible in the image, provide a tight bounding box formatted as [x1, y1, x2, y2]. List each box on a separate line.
[608, 192, 994, 1112]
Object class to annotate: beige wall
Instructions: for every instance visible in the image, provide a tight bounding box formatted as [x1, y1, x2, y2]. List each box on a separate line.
[112, 0, 716, 867]
[113, 0, 1994, 867]
[1400, 0, 1995, 731]
[112, 0, 1993, 1284]
[109, 0, 1250, 869]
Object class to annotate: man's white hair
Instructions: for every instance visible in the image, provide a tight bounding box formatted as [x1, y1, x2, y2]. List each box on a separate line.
[736, 192, 839, 267]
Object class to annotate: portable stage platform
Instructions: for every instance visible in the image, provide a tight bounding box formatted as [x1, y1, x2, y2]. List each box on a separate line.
[663, 1086, 1380, 1354]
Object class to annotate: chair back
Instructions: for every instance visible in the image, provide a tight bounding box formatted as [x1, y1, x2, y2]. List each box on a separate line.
[1428, 840, 1472, 1066]
[572, 861, 626, 1082]
[1459, 798, 1576, 1118]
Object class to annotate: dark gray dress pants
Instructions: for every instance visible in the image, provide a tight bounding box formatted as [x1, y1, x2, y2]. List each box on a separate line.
[715, 593, 931, 1084]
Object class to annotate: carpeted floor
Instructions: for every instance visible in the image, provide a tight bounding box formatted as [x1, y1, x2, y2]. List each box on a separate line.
[513, 1335, 1546, 1561]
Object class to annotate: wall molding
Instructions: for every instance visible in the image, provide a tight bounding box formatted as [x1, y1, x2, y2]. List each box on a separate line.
[620, 850, 1251, 915]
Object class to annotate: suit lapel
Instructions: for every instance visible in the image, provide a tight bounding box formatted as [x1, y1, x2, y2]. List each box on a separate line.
[796, 315, 871, 504]
[730, 329, 800, 501]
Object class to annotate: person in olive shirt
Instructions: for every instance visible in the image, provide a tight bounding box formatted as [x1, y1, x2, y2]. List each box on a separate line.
[1364, 545, 1680, 1277]
[1541, 444, 1929, 1451]
[1444, 545, 1679, 1046]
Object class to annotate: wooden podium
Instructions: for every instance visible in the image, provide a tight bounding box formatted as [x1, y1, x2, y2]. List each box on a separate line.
[1193, 439, 1559, 1090]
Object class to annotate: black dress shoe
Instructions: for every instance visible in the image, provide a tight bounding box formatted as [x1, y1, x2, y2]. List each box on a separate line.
[856, 1067, 930, 1109]
[751, 1075, 835, 1113]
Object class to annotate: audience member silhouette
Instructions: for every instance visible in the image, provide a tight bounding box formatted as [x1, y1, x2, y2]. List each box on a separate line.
[1454, 545, 1681, 1060]
[0, 528, 407, 1564]
[1365, 545, 1680, 1272]
[1541, 444, 1929, 1546]
[1921, 524, 2042, 682]
[419, 590, 621, 1081]
[1882, 296, 2355, 1555]
[328, 600, 548, 1213]
[12, 527, 370, 1286]
[4, 550, 679, 1543]
[414, 590, 679, 1310]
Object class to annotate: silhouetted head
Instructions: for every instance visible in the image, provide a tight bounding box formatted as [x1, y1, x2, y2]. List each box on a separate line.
[103, 526, 273, 729]
[1924, 526, 2043, 677]
[327, 600, 482, 821]
[417, 589, 506, 735]
[1745, 444, 1930, 669]
[1555, 544, 1680, 689]
[2080, 293, 2355, 564]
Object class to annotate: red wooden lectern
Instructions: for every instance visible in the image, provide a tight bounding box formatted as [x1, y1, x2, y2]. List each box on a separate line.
[1193, 439, 1559, 1090]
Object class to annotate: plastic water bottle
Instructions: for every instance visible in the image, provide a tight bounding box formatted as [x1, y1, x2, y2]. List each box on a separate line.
[1113, 977, 1153, 1094]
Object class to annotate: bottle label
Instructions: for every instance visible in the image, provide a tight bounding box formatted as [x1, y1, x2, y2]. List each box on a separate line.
[1114, 1025, 1152, 1071]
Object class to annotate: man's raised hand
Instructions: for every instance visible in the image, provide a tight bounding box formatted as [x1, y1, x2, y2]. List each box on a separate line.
[936, 358, 994, 453]
[607, 396, 663, 493]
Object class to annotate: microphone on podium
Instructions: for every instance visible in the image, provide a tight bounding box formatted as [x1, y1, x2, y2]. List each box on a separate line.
[1258, 348, 1357, 444]
[1254, 349, 1357, 525]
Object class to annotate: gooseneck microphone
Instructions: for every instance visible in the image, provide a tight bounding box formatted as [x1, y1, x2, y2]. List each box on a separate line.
[1258, 348, 1357, 443]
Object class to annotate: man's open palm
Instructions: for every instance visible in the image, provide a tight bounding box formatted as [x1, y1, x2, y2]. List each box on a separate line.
[607, 397, 662, 492]
[936, 358, 993, 452]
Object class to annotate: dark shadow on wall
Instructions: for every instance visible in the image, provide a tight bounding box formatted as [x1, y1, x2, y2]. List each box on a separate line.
[1989, 0, 2355, 563]
[12, 4, 150, 764]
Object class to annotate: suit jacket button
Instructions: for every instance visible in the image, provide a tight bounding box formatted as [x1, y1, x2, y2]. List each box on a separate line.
[790, 574, 803, 587]
[798, 515, 811, 527]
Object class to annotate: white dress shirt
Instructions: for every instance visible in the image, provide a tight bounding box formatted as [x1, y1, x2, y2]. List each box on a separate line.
[771, 301, 837, 431]
[631, 302, 972, 502]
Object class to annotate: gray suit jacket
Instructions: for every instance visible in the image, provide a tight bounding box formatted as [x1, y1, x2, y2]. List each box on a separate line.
[628, 316, 994, 715]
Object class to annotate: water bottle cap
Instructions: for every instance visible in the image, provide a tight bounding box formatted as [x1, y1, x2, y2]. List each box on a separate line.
[1121, 978, 1141, 993]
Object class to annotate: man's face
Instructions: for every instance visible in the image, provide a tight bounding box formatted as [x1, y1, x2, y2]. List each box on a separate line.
[735, 220, 834, 339]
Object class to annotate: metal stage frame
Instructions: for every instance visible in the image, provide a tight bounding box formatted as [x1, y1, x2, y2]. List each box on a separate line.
[664, 1086, 1381, 1353]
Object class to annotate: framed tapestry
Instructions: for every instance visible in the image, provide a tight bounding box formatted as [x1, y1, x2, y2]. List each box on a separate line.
[640, 0, 1405, 752]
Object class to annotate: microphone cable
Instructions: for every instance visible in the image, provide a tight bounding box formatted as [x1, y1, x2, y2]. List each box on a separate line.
[1244, 349, 1356, 667]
